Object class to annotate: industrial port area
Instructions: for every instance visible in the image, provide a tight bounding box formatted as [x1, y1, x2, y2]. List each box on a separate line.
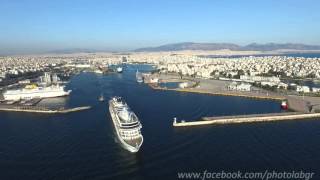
[0, 54, 125, 113]
[1, 52, 320, 124]
[3, 1, 320, 179]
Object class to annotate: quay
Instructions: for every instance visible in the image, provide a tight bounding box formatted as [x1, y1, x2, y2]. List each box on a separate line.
[145, 73, 320, 127]
[173, 112, 320, 127]
[0, 105, 91, 114]
[149, 83, 285, 101]
[147, 73, 320, 113]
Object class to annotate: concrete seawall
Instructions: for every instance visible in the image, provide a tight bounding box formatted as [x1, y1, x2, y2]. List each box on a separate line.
[0, 106, 91, 114]
[175, 88, 285, 101]
[173, 113, 320, 127]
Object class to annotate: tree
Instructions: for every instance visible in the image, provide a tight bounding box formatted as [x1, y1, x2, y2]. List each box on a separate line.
[238, 70, 245, 76]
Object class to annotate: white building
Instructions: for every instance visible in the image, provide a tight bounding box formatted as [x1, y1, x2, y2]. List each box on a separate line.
[277, 82, 288, 89]
[179, 82, 194, 88]
[18, 79, 31, 84]
[312, 87, 320, 93]
[240, 75, 280, 83]
[0, 72, 6, 78]
[228, 82, 251, 92]
[296, 85, 310, 93]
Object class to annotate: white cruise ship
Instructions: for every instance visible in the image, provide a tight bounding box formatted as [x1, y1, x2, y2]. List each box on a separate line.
[3, 84, 71, 101]
[109, 96, 143, 153]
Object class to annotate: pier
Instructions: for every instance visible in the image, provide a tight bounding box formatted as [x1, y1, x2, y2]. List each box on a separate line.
[173, 112, 320, 127]
[0, 105, 91, 114]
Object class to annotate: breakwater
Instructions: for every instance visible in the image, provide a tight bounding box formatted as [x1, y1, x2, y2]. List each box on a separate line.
[0, 105, 91, 114]
[173, 112, 320, 127]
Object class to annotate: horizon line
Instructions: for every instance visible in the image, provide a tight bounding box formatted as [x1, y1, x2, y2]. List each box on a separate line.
[2, 41, 320, 56]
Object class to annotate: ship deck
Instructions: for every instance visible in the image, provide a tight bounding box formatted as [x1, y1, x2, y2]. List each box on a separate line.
[124, 136, 143, 147]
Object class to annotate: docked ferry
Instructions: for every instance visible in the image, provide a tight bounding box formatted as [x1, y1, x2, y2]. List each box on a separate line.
[108, 96, 143, 153]
[3, 84, 71, 101]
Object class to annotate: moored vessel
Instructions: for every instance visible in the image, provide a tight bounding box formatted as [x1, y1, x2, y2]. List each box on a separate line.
[3, 84, 71, 101]
[136, 70, 143, 83]
[108, 96, 143, 152]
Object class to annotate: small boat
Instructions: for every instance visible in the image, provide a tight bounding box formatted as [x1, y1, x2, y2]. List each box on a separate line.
[116, 67, 123, 73]
[94, 70, 103, 74]
[99, 94, 105, 102]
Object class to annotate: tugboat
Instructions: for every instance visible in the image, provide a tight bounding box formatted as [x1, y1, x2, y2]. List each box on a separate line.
[99, 94, 105, 102]
[281, 101, 288, 110]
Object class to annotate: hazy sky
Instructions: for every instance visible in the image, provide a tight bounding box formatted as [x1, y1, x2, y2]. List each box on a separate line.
[0, 0, 319, 54]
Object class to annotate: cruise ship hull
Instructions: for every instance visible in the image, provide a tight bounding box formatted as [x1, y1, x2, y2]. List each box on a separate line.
[109, 101, 143, 153]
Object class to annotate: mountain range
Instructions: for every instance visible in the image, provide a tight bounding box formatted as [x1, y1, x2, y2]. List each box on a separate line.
[46, 48, 97, 54]
[134, 42, 320, 52]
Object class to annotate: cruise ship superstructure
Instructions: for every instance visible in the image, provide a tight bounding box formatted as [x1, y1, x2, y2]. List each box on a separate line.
[109, 96, 143, 153]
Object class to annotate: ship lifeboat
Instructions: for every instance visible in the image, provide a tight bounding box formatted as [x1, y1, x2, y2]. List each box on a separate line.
[281, 101, 288, 110]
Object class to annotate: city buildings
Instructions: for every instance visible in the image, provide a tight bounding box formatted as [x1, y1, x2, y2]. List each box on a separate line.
[1, 52, 320, 94]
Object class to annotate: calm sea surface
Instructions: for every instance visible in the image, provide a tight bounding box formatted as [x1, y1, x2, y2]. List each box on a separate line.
[0, 64, 320, 180]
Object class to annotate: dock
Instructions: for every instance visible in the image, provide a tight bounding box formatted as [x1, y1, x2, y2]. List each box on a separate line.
[147, 74, 320, 127]
[173, 112, 320, 127]
[148, 83, 286, 101]
[0, 105, 91, 114]
[147, 73, 320, 113]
